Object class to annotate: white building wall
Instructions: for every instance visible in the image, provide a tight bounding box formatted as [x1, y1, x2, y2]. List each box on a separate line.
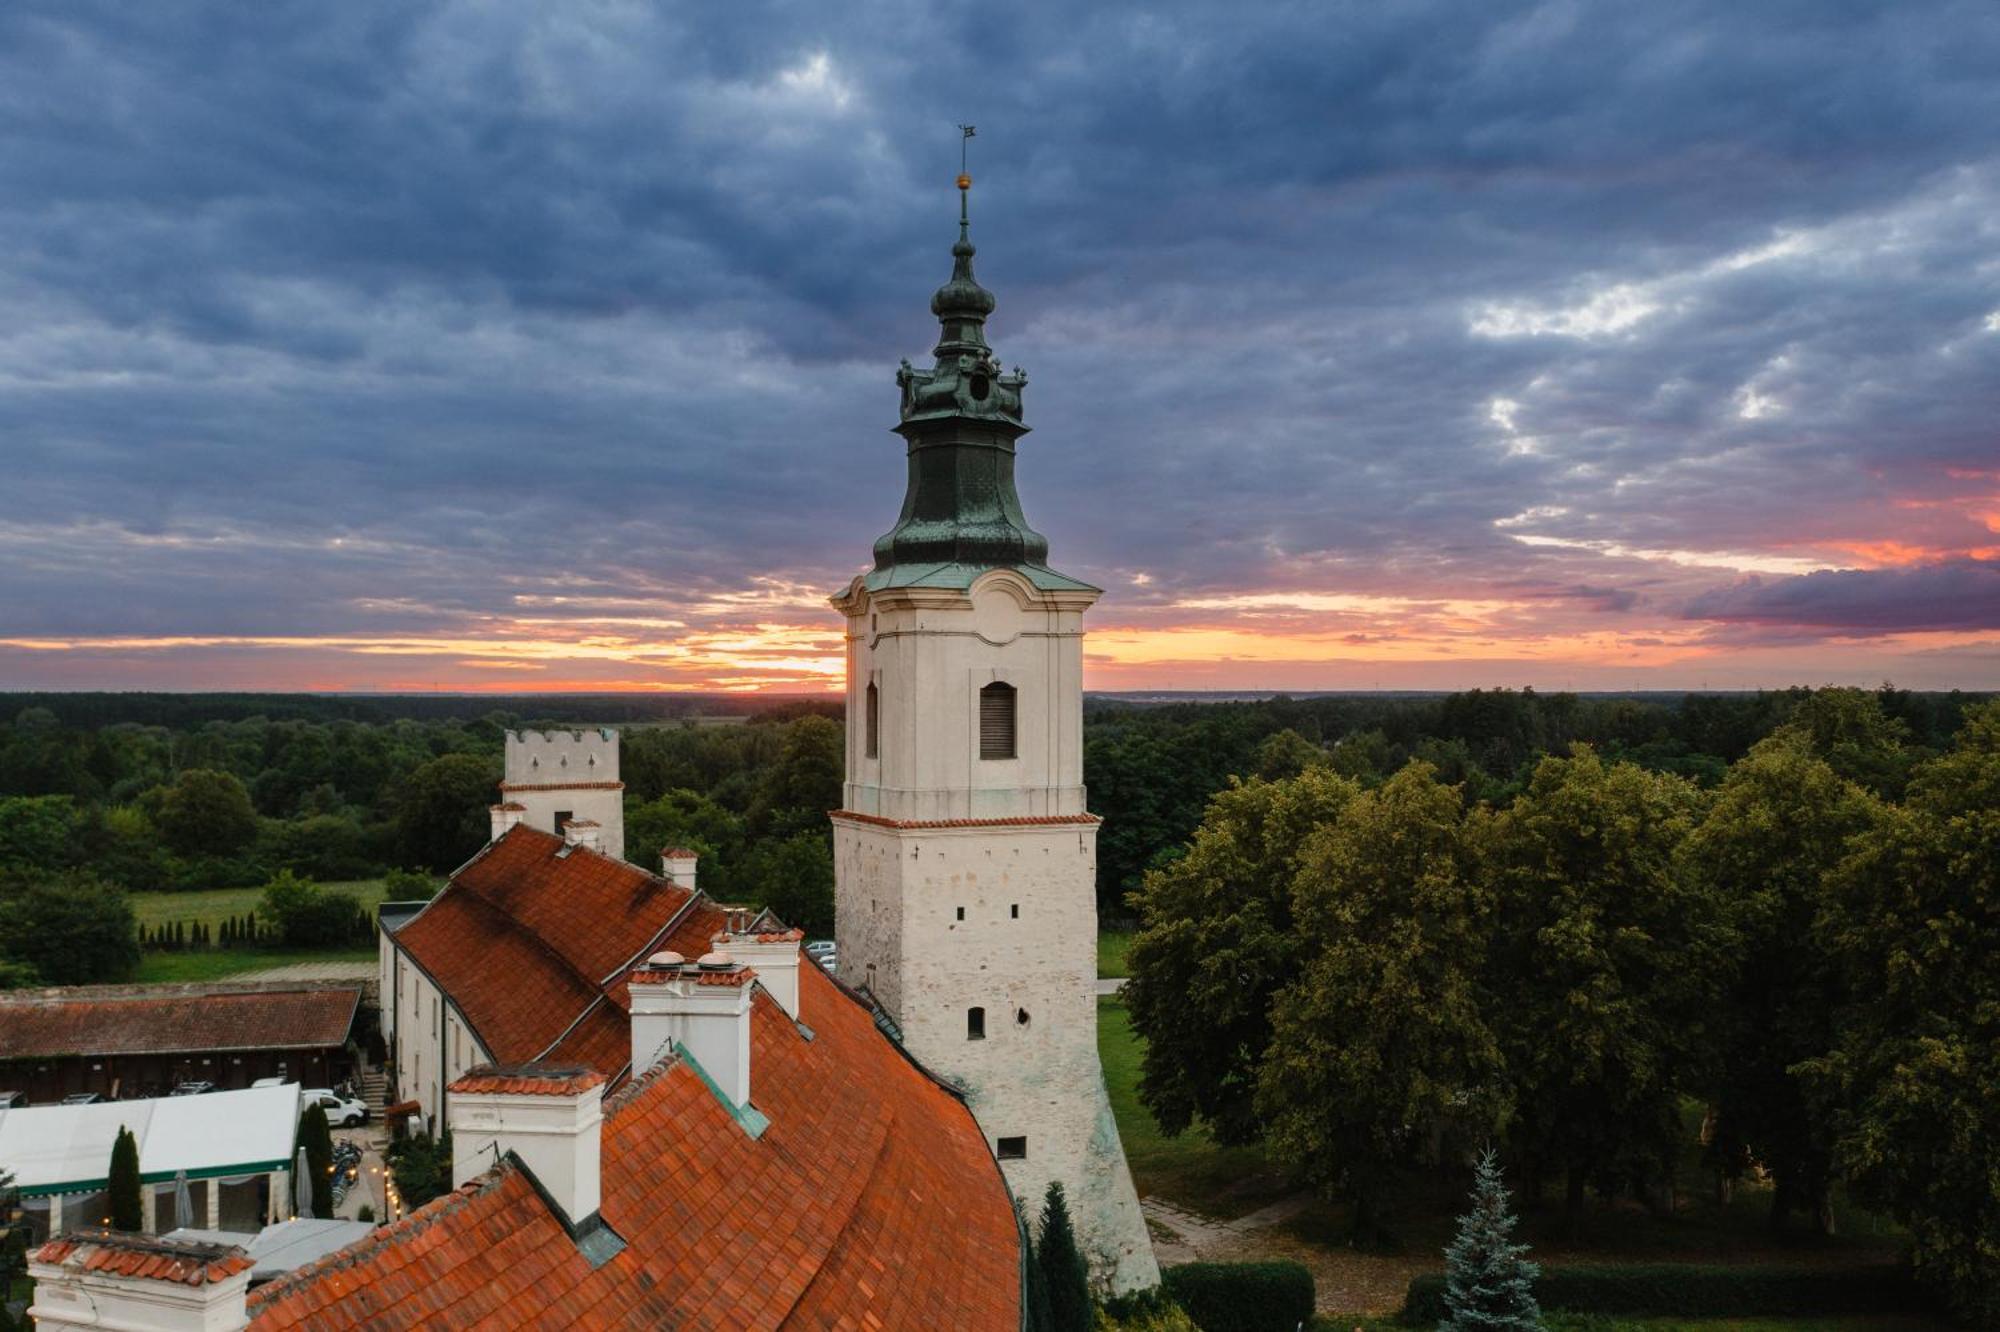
[388, 949, 492, 1134]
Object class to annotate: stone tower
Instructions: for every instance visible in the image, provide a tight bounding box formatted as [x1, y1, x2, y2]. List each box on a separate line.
[495, 728, 625, 861]
[830, 175, 1157, 1291]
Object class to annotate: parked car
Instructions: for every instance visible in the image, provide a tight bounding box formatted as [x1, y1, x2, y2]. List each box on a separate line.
[171, 1080, 216, 1096]
[815, 951, 837, 974]
[803, 940, 835, 959]
[302, 1088, 369, 1127]
[0, 1091, 23, 1109]
[251, 1076, 290, 1089]
[60, 1092, 101, 1106]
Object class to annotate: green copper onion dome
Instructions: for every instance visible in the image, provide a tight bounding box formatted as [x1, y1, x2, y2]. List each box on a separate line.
[866, 175, 1095, 595]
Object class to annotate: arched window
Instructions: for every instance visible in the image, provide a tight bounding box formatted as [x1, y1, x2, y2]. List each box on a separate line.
[865, 681, 880, 758]
[967, 1006, 986, 1040]
[979, 682, 1016, 760]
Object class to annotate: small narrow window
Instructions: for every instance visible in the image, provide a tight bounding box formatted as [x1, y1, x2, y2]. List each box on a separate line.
[553, 809, 573, 836]
[1016, 1008, 1030, 1026]
[865, 681, 879, 758]
[955, 906, 965, 921]
[997, 1136, 1027, 1160]
[967, 1006, 986, 1040]
[1010, 904, 1019, 919]
[979, 682, 1017, 760]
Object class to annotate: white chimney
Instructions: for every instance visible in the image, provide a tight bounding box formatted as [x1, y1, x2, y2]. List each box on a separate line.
[447, 1065, 606, 1227]
[30, 1231, 253, 1332]
[628, 951, 756, 1107]
[715, 927, 805, 1020]
[490, 801, 527, 841]
[660, 847, 698, 892]
[562, 818, 603, 853]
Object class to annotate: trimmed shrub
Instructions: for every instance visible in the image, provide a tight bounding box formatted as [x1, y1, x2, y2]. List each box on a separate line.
[1401, 1262, 1929, 1323]
[1161, 1261, 1314, 1332]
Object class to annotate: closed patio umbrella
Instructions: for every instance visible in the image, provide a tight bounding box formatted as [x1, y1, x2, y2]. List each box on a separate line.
[293, 1147, 312, 1220]
[174, 1169, 193, 1230]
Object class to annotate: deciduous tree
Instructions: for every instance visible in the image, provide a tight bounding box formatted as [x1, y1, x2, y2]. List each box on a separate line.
[1125, 769, 1359, 1145]
[155, 768, 259, 858]
[1808, 701, 2000, 1321]
[1256, 762, 1502, 1237]
[395, 753, 497, 872]
[0, 870, 138, 985]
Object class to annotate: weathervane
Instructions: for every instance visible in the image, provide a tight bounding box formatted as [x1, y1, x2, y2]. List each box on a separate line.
[957, 123, 976, 190]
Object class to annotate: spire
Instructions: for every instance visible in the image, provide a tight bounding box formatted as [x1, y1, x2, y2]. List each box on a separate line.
[863, 143, 1092, 595]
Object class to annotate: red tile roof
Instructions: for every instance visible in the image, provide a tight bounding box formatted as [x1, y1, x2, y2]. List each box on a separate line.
[282, 825, 1020, 1330]
[37, 1232, 253, 1286]
[450, 1066, 608, 1097]
[248, 965, 1019, 1330]
[0, 983, 360, 1060]
[831, 809, 1102, 829]
[393, 826, 719, 1065]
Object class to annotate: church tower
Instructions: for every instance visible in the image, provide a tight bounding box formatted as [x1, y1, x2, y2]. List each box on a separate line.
[830, 171, 1158, 1291]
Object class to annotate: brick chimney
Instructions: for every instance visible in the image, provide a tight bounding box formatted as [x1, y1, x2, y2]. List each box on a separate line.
[561, 818, 604, 854]
[715, 927, 806, 1020]
[30, 1231, 253, 1332]
[489, 801, 527, 841]
[628, 951, 756, 1108]
[660, 847, 698, 891]
[447, 1065, 606, 1229]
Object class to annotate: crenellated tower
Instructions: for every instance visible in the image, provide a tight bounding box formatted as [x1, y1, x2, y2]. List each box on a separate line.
[829, 170, 1157, 1291]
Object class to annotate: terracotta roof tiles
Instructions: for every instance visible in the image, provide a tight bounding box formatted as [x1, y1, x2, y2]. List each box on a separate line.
[449, 1065, 607, 1097]
[38, 1232, 253, 1286]
[268, 874, 1019, 1330]
[0, 984, 359, 1060]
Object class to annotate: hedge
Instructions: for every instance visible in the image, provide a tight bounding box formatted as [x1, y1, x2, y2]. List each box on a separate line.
[1162, 1261, 1315, 1332]
[1401, 1262, 1928, 1323]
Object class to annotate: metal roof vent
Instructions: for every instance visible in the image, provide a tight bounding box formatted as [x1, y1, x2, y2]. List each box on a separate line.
[696, 950, 733, 970]
[648, 951, 685, 968]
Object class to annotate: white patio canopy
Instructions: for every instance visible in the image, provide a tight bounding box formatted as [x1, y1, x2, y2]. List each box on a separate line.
[0, 1083, 300, 1197]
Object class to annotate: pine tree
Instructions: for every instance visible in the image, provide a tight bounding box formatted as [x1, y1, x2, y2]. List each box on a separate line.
[107, 1126, 143, 1231]
[1037, 1180, 1091, 1332]
[1440, 1148, 1543, 1331]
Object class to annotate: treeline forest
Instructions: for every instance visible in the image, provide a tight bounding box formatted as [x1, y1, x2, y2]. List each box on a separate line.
[0, 685, 1995, 1316]
[1120, 688, 1999, 1324]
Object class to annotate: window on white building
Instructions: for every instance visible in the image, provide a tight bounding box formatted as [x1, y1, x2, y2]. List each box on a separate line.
[967, 1006, 986, 1040]
[865, 682, 879, 758]
[997, 1136, 1027, 1160]
[979, 682, 1016, 760]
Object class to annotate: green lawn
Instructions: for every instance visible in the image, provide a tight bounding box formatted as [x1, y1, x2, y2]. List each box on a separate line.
[1098, 995, 1294, 1218]
[131, 880, 391, 931]
[1320, 1312, 1944, 1320]
[134, 947, 377, 983]
[1099, 928, 1134, 978]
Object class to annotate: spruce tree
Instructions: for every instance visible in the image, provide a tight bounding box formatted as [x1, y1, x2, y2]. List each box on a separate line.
[1440, 1148, 1543, 1331]
[107, 1126, 143, 1231]
[1037, 1180, 1091, 1332]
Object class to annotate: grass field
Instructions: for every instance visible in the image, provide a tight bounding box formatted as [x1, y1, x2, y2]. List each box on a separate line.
[1099, 928, 1134, 978]
[134, 947, 378, 983]
[1098, 994, 1295, 1218]
[130, 880, 393, 931]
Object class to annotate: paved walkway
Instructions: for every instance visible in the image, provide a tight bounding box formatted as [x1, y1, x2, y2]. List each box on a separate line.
[237, 959, 377, 982]
[1095, 977, 1128, 996]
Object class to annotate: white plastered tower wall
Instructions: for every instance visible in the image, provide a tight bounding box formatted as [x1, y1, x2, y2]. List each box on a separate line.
[832, 569, 1158, 1292]
[500, 728, 625, 861]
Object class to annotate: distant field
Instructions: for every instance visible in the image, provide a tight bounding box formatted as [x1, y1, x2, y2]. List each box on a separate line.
[1098, 929, 1133, 978]
[135, 947, 378, 984]
[131, 880, 392, 931]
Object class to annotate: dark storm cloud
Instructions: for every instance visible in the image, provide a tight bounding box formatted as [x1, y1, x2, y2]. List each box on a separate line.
[0, 0, 1997, 682]
[1686, 559, 2000, 634]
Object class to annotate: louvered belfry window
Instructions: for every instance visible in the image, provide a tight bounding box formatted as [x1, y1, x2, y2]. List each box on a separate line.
[979, 682, 1017, 760]
[865, 682, 880, 758]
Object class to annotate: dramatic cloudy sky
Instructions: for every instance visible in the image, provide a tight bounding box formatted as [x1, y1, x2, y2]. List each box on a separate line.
[3, 1, 1997, 693]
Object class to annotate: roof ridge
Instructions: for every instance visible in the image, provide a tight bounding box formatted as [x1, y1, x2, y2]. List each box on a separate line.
[247, 1160, 528, 1310]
